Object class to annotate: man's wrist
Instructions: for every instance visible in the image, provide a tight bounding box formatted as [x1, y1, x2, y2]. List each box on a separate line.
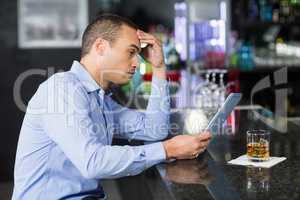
[152, 66, 166, 80]
[163, 139, 175, 160]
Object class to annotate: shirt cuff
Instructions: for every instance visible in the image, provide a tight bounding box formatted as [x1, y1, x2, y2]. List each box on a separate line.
[150, 75, 170, 104]
[143, 142, 166, 168]
[152, 76, 168, 92]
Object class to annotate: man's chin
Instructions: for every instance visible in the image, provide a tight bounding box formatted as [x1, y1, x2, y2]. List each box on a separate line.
[109, 74, 133, 85]
[123, 77, 132, 84]
[112, 78, 131, 85]
[124, 74, 134, 82]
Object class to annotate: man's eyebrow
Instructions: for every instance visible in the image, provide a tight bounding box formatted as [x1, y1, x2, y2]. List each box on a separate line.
[129, 44, 141, 53]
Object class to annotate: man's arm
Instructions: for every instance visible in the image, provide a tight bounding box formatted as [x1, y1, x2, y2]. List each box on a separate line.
[41, 75, 166, 179]
[110, 75, 170, 141]
[111, 30, 170, 141]
[41, 75, 211, 181]
[134, 31, 213, 158]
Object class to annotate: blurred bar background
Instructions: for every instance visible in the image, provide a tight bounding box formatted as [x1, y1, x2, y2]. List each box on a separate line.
[1, 0, 300, 199]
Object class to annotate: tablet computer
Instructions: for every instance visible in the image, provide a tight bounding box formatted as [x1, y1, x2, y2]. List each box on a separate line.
[205, 93, 242, 134]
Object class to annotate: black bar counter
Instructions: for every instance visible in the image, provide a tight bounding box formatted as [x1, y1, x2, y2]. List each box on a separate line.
[116, 109, 300, 200]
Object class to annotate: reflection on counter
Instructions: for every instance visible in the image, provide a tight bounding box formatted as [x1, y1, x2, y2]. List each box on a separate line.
[164, 158, 214, 186]
[246, 167, 270, 199]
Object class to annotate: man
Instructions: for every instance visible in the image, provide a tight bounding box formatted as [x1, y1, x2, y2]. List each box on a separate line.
[12, 14, 211, 199]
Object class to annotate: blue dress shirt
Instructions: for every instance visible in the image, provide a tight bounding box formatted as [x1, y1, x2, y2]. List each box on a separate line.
[12, 61, 170, 200]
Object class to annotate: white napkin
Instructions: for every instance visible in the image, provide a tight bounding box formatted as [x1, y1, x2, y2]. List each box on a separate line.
[228, 154, 286, 168]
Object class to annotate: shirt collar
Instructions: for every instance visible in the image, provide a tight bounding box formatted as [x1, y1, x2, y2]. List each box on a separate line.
[70, 61, 112, 100]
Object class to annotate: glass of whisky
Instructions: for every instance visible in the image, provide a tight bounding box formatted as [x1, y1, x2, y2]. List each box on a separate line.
[247, 130, 270, 162]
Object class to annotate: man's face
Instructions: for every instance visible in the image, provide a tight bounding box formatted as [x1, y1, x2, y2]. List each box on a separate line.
[99, 25, 141, 85]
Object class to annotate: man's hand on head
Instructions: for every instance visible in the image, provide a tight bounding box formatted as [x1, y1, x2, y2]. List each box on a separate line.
[137, 30, 166, 79]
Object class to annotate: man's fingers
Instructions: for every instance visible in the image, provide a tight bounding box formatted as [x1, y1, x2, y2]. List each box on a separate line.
[197, 132, 212, 141]
[195, 139, 210, 152]
[201, 141, 210, 148]
[137, 31, 161, 46]
[138, 34, 157, 41]
[201, 131, 212, 137]
[139, 39, 161, 48]
[139, 39, 156, 46]
[195, 143, 206, 151]
[180, 155, 196, 160]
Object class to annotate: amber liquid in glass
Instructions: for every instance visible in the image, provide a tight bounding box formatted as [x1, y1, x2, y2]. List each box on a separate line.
[247, 142, 270, 159]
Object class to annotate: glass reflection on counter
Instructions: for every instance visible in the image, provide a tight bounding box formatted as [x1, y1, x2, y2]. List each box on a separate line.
[246, 167, 270, 198]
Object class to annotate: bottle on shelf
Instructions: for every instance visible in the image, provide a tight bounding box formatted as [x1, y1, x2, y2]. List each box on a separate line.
[239, 41, 254, 70]
[259, 0, 273, 22]
[248, 0, 259, 21]
[290, 0, 300, 21]
[272, 0, 280, 22]
[279, 0, 293, 23]
[245, 0, 300, 24]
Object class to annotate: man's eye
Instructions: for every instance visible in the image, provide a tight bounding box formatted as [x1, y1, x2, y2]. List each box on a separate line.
[129, 51, 136, 57]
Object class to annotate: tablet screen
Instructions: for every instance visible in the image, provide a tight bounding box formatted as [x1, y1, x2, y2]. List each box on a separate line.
[205, 93, 242, 134]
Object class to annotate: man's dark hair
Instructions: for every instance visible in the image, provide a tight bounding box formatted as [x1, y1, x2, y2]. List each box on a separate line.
[81, 14, 138, 57]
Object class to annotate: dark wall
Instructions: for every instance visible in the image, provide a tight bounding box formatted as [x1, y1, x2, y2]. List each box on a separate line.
[0, 0, 175, 181]
[0, 0, 81, 181]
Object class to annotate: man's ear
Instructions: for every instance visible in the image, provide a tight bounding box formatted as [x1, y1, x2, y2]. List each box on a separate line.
[94, 38, 108, 56]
